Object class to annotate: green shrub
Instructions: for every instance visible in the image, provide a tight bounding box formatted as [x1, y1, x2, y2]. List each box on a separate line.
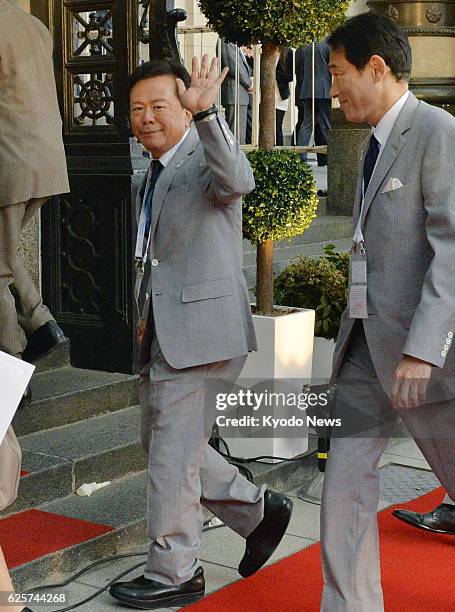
[243, 149, 318, 244]
[321, 242, 350, 279]
[274, 245, 349, 339]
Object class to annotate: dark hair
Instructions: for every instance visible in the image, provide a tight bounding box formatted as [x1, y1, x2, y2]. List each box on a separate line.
[328, 13, 412, 82]
[128, 59, 191, 97]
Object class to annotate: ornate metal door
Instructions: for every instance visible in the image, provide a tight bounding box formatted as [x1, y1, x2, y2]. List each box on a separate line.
[37, 0, 142, 373]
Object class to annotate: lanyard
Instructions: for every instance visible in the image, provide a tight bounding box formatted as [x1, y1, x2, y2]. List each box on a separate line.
[134, 172, 155, 321]
[134, 199, 152, 272]
[352, 179, 368, 247]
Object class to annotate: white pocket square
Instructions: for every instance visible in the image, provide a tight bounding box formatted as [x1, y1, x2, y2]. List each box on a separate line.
[382, 178, 403, 193]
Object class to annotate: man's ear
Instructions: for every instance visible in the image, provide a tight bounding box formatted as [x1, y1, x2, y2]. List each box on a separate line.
[369, 54, 388, 83]
[184, 109, 193, 127]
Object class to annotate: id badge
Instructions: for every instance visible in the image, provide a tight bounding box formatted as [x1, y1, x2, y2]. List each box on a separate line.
[348, 249, 368, 319]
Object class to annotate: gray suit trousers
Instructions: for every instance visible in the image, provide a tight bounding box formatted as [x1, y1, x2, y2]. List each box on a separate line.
[321, 322, 455, 611]
[139, 333, 265, 586]
[0, 198, 53, 356]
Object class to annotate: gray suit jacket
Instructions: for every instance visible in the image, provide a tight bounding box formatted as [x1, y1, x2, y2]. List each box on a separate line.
[0, 0, 69, 206]
[137, 114, 257, 370]
[295, 40, 331, 102]
[333, 93, 455, 389]
[219, 40, 252, 107]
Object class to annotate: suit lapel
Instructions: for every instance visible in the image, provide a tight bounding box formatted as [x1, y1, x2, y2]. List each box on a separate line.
[149, 127, 199, 236]
[360, 93, 419, 227]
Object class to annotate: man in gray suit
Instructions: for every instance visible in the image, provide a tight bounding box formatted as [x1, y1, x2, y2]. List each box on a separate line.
[220, 39, 253, 144]
[0, 1, 69, 386]
[320, 13, 455, 611]
[295, 39, 332, 165]
[109, 56, 292, 610]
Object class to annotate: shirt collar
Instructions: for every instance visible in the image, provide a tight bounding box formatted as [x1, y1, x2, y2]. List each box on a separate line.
[152, 128, 190, 168]
[372, 90, 409, 149]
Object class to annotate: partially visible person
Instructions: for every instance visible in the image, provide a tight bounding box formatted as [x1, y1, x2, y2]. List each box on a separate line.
[219, 39, 253, 144]
[0, 546, 32, 612]
[320, 12, 455, 611]
[296, 39, 332, 165]
[0, 0, 69, 394]
[275, 47, 293, 146]
[242, 46, 255, 144]
[393, 490, 455, 534]
[0, 426, 32, 612]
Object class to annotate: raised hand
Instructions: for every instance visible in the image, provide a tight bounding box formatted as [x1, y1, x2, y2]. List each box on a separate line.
[176, 55, 229, 116]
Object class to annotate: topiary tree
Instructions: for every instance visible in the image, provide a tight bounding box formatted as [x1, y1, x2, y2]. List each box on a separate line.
[198, 0, 349, 313]
[244, 149, 318, 312]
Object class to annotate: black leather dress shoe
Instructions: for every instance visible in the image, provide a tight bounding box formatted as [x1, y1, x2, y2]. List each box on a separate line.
[238, 489, 293, 578]
[109, 566, 205, 609]
[22, 321, 66, 363]
[393, 503, 455, 535]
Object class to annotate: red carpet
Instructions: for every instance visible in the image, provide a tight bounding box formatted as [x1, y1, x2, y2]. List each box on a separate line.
[188, 487, 455, 612]
[0, 509, 114, 568]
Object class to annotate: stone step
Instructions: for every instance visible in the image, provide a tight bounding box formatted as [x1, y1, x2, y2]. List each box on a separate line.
[317, 196, 327, 216]
[33, 337, 71, 373]
[243, 238, 352, 290]
[8, 406, 146, 515]
[10, 439, 317, 592]
[13, 366, 139, 436]
[242, 215, 352, 256]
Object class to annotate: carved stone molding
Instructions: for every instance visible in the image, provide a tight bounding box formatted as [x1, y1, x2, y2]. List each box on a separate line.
[367, 0, 455, 35]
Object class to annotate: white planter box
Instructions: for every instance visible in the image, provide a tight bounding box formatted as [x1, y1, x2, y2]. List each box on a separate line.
[311, 337, 335, 383]
[225, 306, 315, 462]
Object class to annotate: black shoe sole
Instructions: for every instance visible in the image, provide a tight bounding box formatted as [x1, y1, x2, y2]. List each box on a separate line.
[239, 498, 294, 578]
[110, 591, 205, 609]
[393, 511, 455, 535]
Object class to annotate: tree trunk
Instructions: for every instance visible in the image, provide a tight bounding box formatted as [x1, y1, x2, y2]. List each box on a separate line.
[255, 42, 277, 313]
[256, 239, 274, 313]
[258, 41, 277, 151]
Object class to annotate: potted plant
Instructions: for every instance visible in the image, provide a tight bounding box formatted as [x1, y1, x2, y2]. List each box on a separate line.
[242, 146, 318, 377]
[274, 244, 349, 381]
[198, 0, 349, 458]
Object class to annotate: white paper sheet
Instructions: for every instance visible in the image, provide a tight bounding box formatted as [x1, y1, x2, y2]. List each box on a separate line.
[0, 351, 35, 444]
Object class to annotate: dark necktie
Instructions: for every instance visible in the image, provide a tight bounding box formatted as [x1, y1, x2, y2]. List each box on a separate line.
[363, 134, 380, 194]
[143, 159, 163, 250]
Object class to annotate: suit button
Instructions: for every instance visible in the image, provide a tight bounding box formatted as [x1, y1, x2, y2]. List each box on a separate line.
[448, 332, 454, 339]
[151, 259, 159, 267]
[444, 344, 450, 351]
[447, 338, 452, 346]
[441, 350, 447, 358]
